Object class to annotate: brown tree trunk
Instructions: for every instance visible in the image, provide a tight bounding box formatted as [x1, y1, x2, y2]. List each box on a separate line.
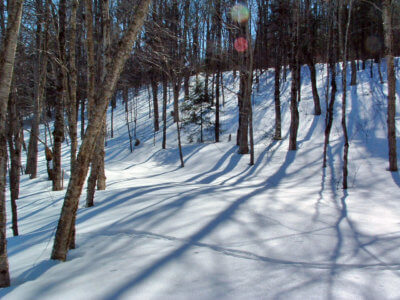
[173, 77, 184, 167]
[151, 76, 160, 132]
[323, 10, 337, 169]
[339, 0, 353, 189]
[274, 52, 282, 140]
[26, 0, 49, 178]
[162, 74, 168, 149]
[51, 0, 151, 262]
[67, 0, 79, 170]
[0, 0, 24, 287]
[52, 0, 68, 191]
[237, 1, 252, 155]
[350, 56, 357, 86]
[7, 87, 21, 237]
[308, 61, 321, 115]
[288, 0, 300, 151]
[383, 0, 398, 171]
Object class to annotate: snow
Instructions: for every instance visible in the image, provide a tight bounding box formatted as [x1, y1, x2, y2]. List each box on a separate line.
[2, 60, 400, 299]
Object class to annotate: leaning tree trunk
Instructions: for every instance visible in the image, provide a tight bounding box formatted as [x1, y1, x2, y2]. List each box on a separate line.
[383, 0, 398, 171]
[0, 0, 24, 287]
[51, 0, 151, 262]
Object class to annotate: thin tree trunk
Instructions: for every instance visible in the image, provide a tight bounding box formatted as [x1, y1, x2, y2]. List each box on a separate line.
[339, 0, 353, 189]
[274, 54, 282, 140]
[7, 87, 21, 237]
[350, 56, 357, 86]
[383, 0, 398, 171]
[308, 61, 321, 115]
[51, 0, 151, 262]
[215, 69, 220, 142]
[173, 78, 184, 167]
[323, 14, 337, 168]
[26, 0, 49, 178]
[151, 76, 160, 132]
[288, 0, 300, 151]
[0, 0, 24, 287]
[53, 0, 68, 191]
[162, 75, 167, 149]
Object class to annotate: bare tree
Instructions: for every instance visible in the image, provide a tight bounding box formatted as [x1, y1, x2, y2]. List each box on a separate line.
[67, 0, 79, 169]
[288, 0, 300, 151]
[0, 0, 24, 287]
[338, 0, 353, 189]
[7, 86, 22, 237]
[51, 0, 151, 262]
[25, 0, 49, 178]
[383, 0, 398, 171]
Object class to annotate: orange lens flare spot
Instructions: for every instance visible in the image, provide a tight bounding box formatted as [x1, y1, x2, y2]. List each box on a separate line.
[234, 37, 248, 53]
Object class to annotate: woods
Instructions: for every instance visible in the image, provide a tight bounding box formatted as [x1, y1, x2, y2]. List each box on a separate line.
[0, 0, 399, 291]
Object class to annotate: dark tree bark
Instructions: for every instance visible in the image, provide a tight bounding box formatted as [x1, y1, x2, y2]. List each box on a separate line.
[52, 0, 68, 191]
[7, 87, 22, 237]
[26, 0, 49, 178]
[67, 0, 79, 170]
[288, 0, 300, 151]
[151, 76, 160, 132]
[51, 0, 151, 262]
[162, 74, 168, 149]
[323, 7, 338, 169]
[274, 51, 282, 140]
[339, 0, 353, 189]
[383, 0, 398, 171]
[0, 0, 24, 287]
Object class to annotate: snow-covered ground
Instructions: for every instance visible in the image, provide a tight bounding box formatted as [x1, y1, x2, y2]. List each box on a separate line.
[2, 60, 400, 299]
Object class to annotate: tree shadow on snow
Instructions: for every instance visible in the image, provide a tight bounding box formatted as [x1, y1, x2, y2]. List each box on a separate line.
[101, 149, 298, 300]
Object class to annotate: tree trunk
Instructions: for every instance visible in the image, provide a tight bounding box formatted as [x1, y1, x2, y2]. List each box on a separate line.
[288, 0, 300, 151]
[350, 56, 357, 86]
[26, 0, 49, 178]
[308, 61, 321, 115]
[274, 53, 282, 140]
[7, 87, 21, 237]
[52, 0, 68, 191]
[383, 0, 398, 171]
[173, 78, 184, 167]
[339, 0, 353, 189]
[323, 11, 337, 168]
[51, 0, 151, 261]
[67, 0, 79, 170]
[151, 76, 160, 132]
[162, 75, 168, 149]
[0, 0, 24, 287]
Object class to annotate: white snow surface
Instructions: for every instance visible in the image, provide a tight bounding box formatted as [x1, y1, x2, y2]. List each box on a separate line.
[2, 61, 400, 300]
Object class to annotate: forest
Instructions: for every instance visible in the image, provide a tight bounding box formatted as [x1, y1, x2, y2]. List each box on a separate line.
[0, 0, 400, 298]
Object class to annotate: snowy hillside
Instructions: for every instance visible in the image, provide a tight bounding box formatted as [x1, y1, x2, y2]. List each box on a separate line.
[2, 60, 400, 299]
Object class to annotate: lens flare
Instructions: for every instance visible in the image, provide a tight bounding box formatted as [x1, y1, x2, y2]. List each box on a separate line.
[234, 37, 248, 53]
[231, 4, 249, 24]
